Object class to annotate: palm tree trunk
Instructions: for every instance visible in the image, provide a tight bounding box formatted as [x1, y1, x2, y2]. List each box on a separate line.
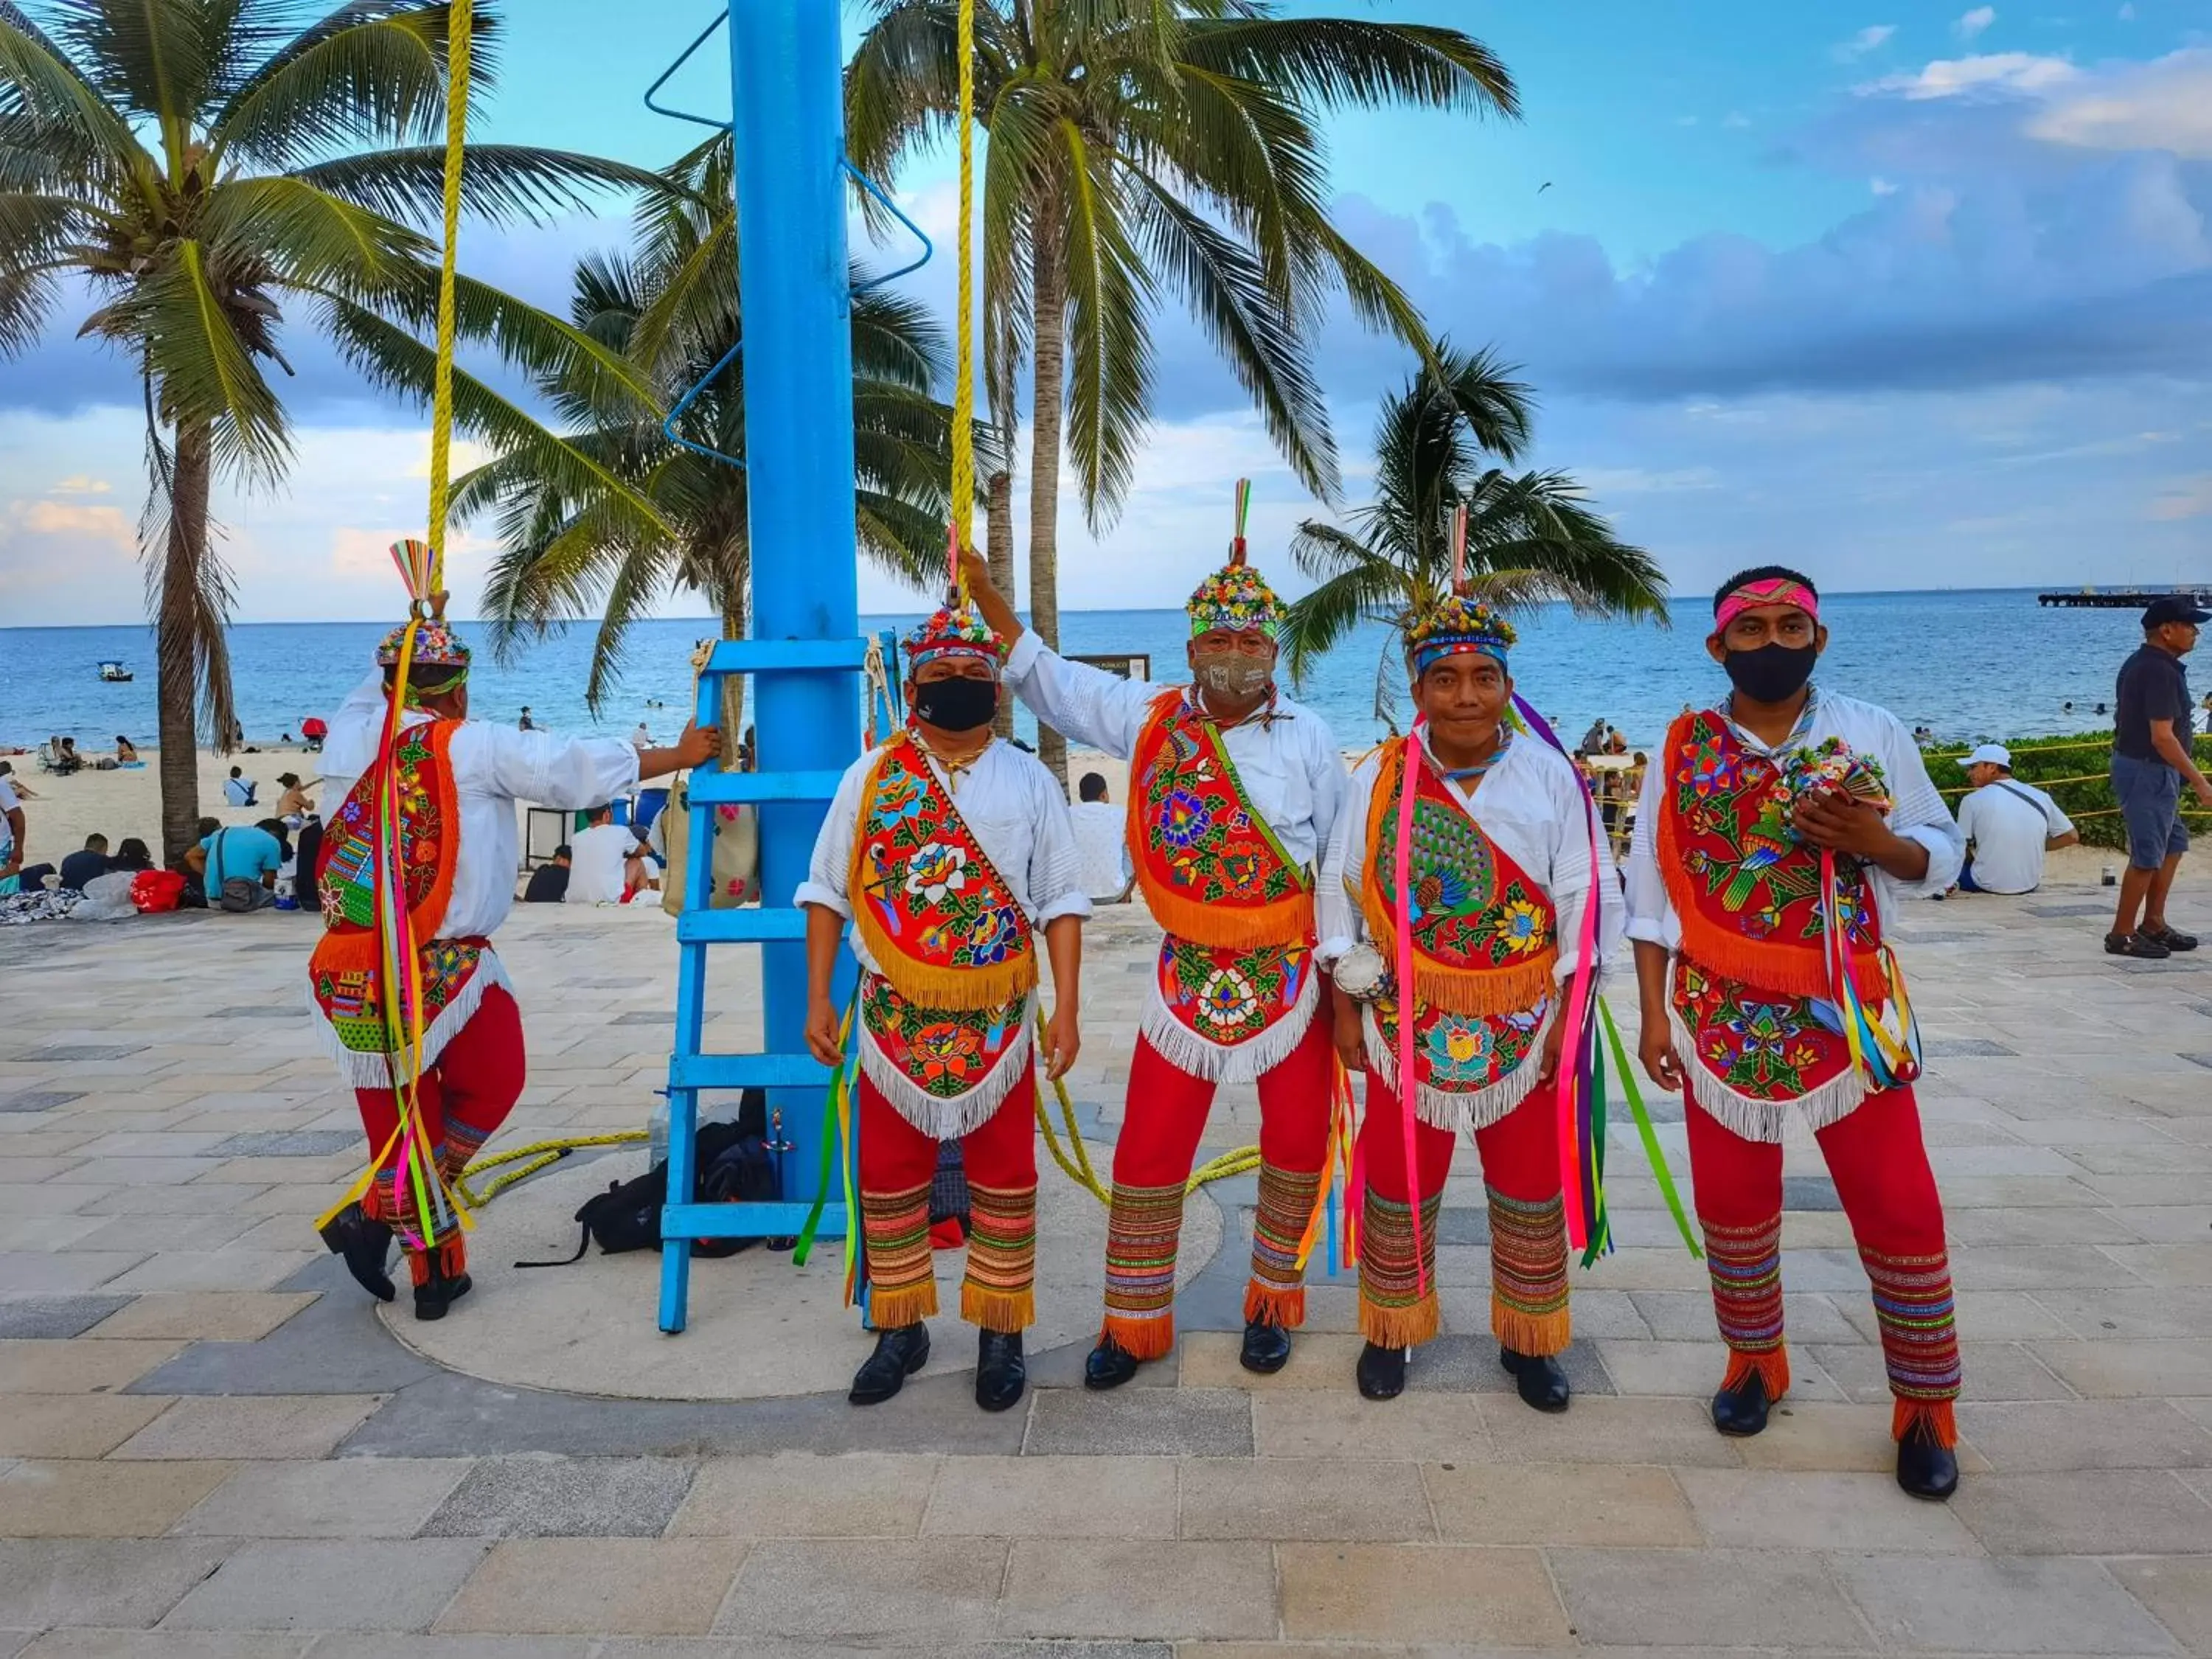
[1026, 210, 1068, 784]
[156, 422, 213, 865]
[986, 467, 1015, 739]
[718, 594, 747, 757]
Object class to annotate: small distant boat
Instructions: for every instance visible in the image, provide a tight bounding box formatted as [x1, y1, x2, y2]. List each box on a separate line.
[97, 661, 133, 683]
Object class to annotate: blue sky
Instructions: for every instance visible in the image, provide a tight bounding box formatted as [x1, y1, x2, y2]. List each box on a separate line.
[3, 0, 2208, 623]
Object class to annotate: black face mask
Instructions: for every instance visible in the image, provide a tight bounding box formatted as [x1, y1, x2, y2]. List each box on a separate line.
[1722, 641, 1819, 705]
[912, 677, 998, 733]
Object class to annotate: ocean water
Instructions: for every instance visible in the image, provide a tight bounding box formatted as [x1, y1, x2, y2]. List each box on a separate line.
[0, 588, 2167, 754]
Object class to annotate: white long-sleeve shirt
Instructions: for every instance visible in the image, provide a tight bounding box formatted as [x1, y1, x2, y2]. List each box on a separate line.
[1000, 632, 1349, 874]
[796, 736, 1092, 978]
[1623, 688, 1963, 950]
[321, 672, 642, 940]
[1318, 730, 1624, 979]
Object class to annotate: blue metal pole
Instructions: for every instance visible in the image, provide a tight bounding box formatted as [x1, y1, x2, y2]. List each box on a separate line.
[728, 0, 858, 1214]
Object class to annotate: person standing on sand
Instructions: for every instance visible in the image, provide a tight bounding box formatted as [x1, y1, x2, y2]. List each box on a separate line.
[798, 597, 1088, 1413]
[959, 512, 1352, 1390]
[309, 597, 720, 1321]
[0, 765, 24, 887]
[2106, 597, 2211, 959]
[1624, 566, 1965, 1501]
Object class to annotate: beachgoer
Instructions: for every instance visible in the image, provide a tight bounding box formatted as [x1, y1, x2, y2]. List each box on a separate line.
[309, 601, 720, 1318]
[189, 817, 284, 907]
[110, 838, 153, 873]
[223, 766, 258, 808]
[565, 805, 639, 905]
[1578, 718, 1606, 757]
[2107, 597, 2211, 959]
[1318, 594, 1620, 1406]
[799, 597, 1088, 1412]
[58, 835, 110, 893]
[0, 765, 22, 883]
[274, 772, 316, 828]
[630, 720, 653, 749]
[1068, 771, 1133, 902]
[522, 846, 571, 902]
[1955, 744, 2077, 895]
[1625, 566, 1965, 1501]
[960, 528, 1352, 1388]
[517, 706, 535, 731]
[114, 735, 137, 764]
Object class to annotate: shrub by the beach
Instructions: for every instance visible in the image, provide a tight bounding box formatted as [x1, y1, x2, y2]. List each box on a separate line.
[1927, 731, 2212, 852]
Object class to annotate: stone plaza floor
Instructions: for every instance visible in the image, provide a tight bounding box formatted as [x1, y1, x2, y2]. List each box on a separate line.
[2, 869, 2212, 1656]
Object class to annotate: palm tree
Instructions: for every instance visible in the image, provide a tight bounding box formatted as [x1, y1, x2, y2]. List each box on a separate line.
[846, 0, 1517, 773]
[467, 135, 955, 726]
[0, 1, 675, 858]
[1280, 345, 1669, 705]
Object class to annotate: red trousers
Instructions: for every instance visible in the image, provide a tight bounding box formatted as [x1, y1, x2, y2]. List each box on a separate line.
[352, 984, 526, 1284]
[1688, 1085, 1962, 1444]
[1358, 1073, 1570, 1354]
[1100, 1009, 1335, 1358]
[858, 1062, 1037, 1333]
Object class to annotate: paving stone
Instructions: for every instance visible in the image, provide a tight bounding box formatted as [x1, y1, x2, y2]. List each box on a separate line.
[102, 1251, 321, 1295]
[919, 1453, 1175, 1540]
[1000, 1540, 1276, 1641]
[1251, 1388, 1491, 1462]
[1954, 1468, 2212, 1554]
[1276, 1543, 1570, 1646]
[1548, 1546, 1873, 1650]
[0, 1539, 237, 1629]
[203, 1132, 359, 1159]
[2031, 1338, 2212, 1397]
[172, 1458, 473, 1539]
[1176, 1329, 1371, 1391]
[422, 1455, 697, 1538]
[1672, 1467, 1982, 1552]
[1423, 1462, 1701, 1547]
[1833, 1551, 2185, 1655]
[1479, 1392, 1745, 1467]
[2106, 1556, 2212, 1656]
[1958, 1399, 2212, 1472]
[671, 1451, 937, 1537]
[85, 1293, 317, 1343]
[1023, 1385, 1253, 1456]
[2034, 1290, 2212, 1340]
[0, 1393, 176, 1458]
[1812, 1340, 2077, 1403]
[714, 1538, 1006, 1644]
[1925, 1037, 2021, 1057]
[434, 1538, 748, 1636]
[1599, 1337, 1850, 1402]
[112, 1394, 384, 1460]
[1781, 1174, 1845, 1209]
[1402, 1332, 1617, 1398]
[0, 1295, 134, 1338]
[1735, 1400, 1994, 1475]
[0, 1338, 185, 1393]
[164, 1538, 490, 1631]
[0, 1093, 84, 1115]
[307, 1639, 587, 1659]
[19, 1046, 145, 1062]
[128, 1283, 436, 1397]
[0, 1251, 147, 1295]
[1178, 1456, 1433, 1541]
[18, 1635, 314, 1659]
[0, 1459, 234, 1538]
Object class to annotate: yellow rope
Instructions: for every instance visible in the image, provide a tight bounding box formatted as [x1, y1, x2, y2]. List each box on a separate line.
[426, 0, 473, 592]
[1029, 1009, 1258, 1201]
[454, 1131, 647, 1208]
[948, 0, 976, 591]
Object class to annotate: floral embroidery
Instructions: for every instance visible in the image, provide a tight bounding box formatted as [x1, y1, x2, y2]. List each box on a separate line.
[1131, 694, 1307, 917]
[902, 841, 969, 904]
[1155, 937, 1307, 1047]
[1674, 962, 1852, 1104]
[862, 975, 1028, 1099]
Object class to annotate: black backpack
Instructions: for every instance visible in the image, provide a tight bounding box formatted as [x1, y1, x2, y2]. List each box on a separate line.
[518, 1092, 780, 1267]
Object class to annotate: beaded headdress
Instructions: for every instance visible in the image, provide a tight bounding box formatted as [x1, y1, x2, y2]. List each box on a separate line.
[1186, 479, 1284, 640]
[375, 619, 471, 672]
[1405, 592, 1516, 675]
[903, 598, 1003, 673]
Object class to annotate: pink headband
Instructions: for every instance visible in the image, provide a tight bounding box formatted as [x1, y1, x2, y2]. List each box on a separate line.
[1715, 577, 1819, 632]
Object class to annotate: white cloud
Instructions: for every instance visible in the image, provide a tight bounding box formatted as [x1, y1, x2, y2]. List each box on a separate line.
[2028, 47, 2212, 156]
[2149, 475, 2212, 521]
[1869, 175, 1899, 194]
[1722, 111, 1752, 129]
[1834, 24, 1899, 60]
[1956, 7, 1997, 39]
[48, 474, 111, 496]
[1863, 52, 2077, 99]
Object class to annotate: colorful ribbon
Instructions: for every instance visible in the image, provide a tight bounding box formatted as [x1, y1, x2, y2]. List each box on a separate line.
[1819, 851, 1922, 1091]
[1390, 720, 1429, 1293]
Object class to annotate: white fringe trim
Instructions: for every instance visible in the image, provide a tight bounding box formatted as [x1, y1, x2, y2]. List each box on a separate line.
[1670, 1006, 1867, 1145]
[1363, 1001, 1552, 1134]
[1138, 964, 1321, 1085]
[860, 994, 1037, 1141]
[305, 950, 513, 1091]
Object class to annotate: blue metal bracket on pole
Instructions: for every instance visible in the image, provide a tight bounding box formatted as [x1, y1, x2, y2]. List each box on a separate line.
[643, 10, 731, 131]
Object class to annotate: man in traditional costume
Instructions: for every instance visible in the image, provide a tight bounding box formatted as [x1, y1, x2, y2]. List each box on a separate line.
[1626, 566, 1966, 1500]
[799, 599, 1088, 1413]
[312, 602, 721, 1318]
[960, 516, 1352, 1388]
[1318, 597, 1618, 1406]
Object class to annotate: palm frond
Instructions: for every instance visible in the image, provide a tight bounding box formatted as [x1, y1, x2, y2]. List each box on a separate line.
[1180, 17, 1518, 120]
[209, 1, 463, 170]
[290, 145, 668, 230]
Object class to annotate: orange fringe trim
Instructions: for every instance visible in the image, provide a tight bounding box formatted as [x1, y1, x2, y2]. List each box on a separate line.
[1495, 1303, 1571, 1360]
[1360, 1291, 1439, 1350]
[1720, 1343, 1792, 1404]
[403, 1235, 467, 1287]
[1243, 1281, 1307, 1332]
[961, 1283, 1034, 1334]
[1655, 713, 1882, 1001]
[1101, 1312, 1176, 1362]
[852, 902, 1039, 1010]
[869, 1279, 939, 1330]
[1893, 1396, 1958, 1448]
[1136, 880, 1313, 952]
[308, 719, 462, 991]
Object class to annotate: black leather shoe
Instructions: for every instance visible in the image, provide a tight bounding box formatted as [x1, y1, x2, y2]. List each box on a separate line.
[2144, 923, 2199, 953]
[1082, 1335, 1140, 1391]
[848, 1321, 931, 1405]
[319, 1202, 395, 1303]
[1356, 1341, 1408, 1400]
[1239, 1318, 1293, 1374]
[1896, 1422, 1960, 1501]
[412, 1268, 471, 1322]
[1500, 1346, 1571, 1413]
[975, 1329, 1026, 1413]
[1711, 1369, 1773, 1437]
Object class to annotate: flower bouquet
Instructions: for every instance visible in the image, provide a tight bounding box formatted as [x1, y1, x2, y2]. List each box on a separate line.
[1775, 735, 1889, 840]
